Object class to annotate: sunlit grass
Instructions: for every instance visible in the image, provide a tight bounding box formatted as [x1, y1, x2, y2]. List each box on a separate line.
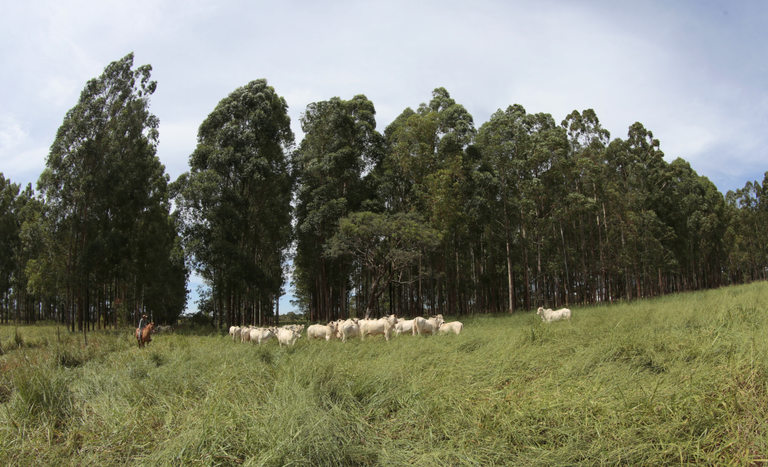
[2, 282, 768, 465]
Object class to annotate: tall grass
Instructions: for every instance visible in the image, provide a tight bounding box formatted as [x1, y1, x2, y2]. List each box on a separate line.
[2, 282, 768, 465]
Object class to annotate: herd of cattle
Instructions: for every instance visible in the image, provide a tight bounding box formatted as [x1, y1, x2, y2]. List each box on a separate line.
[228, 308, 573, 346]
[228, 314, 464, 346]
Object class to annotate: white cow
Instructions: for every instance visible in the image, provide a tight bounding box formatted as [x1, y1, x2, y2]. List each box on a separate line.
[359, 314, 398, 341]
[240, 326, 255, 343]
[307, 322, 338, 341]
[536, 307, 572, 323]
[413, 315, 444, 336]
[338, 319, 360, 343]
[275, 327, 301, 347]
[229, 326, 242, 342]
[249, 327, 276, 345]
[438, 321, 463, 335]
[394, 318, 416, 337]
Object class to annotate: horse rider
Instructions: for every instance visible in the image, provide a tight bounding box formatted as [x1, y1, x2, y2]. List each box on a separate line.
[137, 314, 151, 342]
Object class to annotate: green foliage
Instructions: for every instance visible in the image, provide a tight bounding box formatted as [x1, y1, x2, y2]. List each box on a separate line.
[326, 211, 440, 316]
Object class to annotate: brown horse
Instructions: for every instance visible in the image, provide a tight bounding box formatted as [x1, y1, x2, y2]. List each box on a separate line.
[136, 323, 155, 347]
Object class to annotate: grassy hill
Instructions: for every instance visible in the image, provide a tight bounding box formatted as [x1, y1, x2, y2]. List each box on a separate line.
[2, 282, 768, 465]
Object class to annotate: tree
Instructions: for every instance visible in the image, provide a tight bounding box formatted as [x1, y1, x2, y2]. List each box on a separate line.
[0, 175, 21, 323]
[37, 52, 186, 332]
[173, 79, 294, 329]
[326, 211, 440, 318]
[378, 88, 478, 316]
[292, 95, 382, 322]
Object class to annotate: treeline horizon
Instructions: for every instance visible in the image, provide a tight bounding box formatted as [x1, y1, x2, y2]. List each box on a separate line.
[1, 53, 767, 330]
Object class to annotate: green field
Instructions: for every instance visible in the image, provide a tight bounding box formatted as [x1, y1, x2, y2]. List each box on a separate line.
[2, 282, 768, 466]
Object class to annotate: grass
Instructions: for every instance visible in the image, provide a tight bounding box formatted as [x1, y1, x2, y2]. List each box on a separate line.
[1, 282, 768, 465]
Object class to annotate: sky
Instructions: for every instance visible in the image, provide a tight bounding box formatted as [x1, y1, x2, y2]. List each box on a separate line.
[1, 0, 767, 314]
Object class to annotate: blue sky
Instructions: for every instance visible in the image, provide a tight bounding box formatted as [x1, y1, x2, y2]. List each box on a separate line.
[2, 0, 767, 314]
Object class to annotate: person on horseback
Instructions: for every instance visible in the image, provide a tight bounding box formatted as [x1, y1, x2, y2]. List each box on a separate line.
[137, 314, 151, 343]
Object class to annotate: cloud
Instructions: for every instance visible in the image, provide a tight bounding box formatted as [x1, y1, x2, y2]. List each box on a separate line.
[0, 113, 48, 183]
[156, 119, 200, 180]
[0, 114, 26, 150]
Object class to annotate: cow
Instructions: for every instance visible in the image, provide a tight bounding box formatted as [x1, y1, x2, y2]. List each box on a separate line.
[338, 318, 360, 343]
[275, 327, 301, 347]
[359, 314, 398, 341]
[229, 326, 242, 342]
[249, 327, 276, 345]
[438, 321, 463, 335]
[413, 315, 444, 336]
[307, 322, 338, 341]
[536, 307, 572, 323]
[394, 318, 415, 337]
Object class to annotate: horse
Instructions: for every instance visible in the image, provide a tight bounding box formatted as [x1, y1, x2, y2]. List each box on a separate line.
[136, 322, 155, 347]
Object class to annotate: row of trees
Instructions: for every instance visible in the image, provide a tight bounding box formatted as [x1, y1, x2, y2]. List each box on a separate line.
[292, 89, 768, 322]
[1, 54, 766, 330]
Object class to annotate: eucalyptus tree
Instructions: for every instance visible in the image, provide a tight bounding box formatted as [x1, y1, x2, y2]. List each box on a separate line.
[326, 211, 440, 318]
[475, 105, 568, 311]
[559, 110, 612, 303]
[727, 173, 768, 282]
[379, 88, 477, 316]
[475, 105, 530, 312]
[37, 53, 184, 332]
[293, 95, 381, 322]
[174, 79, 294, 328]
[0, 175, 21, 323]
[21, 185, 65, 323]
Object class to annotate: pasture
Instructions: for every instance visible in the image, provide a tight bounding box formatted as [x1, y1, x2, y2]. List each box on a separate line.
[2, 282, 768, 465]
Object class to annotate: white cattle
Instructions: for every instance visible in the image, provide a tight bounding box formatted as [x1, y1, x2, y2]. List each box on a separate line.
[229, 326, 241, 342]
[275, 327, 301, 347]
[307, 322, 338, 341]
[413, 315, 444, 336]
[439, 321, 463, 335]
[249, 327, 276, 345]
[537, 307, 572, 323]
[240, 326, 255, 343]
[394, 318, 415, 337]
[338, 319, 360, 343]
[359, 314, 398, 341]
[281, 324, 304, 334]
